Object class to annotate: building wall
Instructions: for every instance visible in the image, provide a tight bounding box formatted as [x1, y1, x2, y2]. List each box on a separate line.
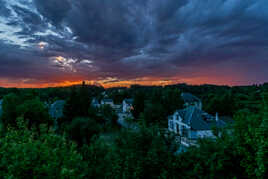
[123, 101, 132, 113]
[169, 113, 216, 142]
[101, 101, 114, 107]
[169, 113, 190, 137]
[196, 130, 215, 138]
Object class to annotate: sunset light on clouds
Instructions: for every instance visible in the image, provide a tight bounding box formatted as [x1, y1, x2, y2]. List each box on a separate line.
[0, 0, 268, 88]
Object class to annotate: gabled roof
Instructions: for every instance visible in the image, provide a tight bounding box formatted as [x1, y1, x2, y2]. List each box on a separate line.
[181, 93, 201, 103]
[176, 106, 226, 130]
[124, 98, 134, 104]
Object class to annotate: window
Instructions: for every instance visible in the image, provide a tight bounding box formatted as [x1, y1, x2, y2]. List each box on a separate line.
[169, 121, 174, 130]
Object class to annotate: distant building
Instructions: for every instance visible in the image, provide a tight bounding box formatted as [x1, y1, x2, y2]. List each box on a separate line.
[91, 98, 100, 108]
[49, 100, 65, 119]
[168, 106, 228, 147]
[181, 93, 202, 110]
[101, 99, 114, 107]
[122, 99, 134, 113]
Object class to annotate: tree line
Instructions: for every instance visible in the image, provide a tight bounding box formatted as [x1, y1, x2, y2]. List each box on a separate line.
[0, 83, 267, 178]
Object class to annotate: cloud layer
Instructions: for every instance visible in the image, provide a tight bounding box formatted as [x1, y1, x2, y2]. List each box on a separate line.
[0, 0, 268, 87]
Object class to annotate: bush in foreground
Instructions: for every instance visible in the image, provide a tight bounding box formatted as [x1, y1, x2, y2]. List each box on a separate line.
[0, 120, 86, 179]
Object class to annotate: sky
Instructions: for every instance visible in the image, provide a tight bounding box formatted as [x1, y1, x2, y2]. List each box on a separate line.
[0, 0, 268, 88]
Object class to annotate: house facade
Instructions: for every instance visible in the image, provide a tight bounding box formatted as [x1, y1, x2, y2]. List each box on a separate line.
[122, 99, 134, 113]
[49, 100, 65, 120]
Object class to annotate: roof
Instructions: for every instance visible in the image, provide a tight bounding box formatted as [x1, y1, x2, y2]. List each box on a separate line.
[124, 98, 134, 104]
[176, 106, 226, 130]
[181, 93, 201, 103]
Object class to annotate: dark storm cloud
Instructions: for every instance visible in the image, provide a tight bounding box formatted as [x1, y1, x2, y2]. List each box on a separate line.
[10, 5, 44, 36]
[0, 0, 268, 86]
[0, 0, 11, 17]
[34, 0, 71, 26]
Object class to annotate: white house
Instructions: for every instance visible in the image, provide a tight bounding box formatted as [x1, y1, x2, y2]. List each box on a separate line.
[122, 99, 134, 113]
[168, 106, 228, 147]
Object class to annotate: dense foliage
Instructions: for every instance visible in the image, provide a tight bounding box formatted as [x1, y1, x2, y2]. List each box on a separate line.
[0, 121, 85, 178]
[0, 83, 267, 178]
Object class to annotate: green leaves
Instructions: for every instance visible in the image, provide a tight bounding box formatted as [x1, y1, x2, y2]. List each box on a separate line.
[1, 94, 51, 130]
[0, 122, 85, 179]
[66, 117, 101, 146]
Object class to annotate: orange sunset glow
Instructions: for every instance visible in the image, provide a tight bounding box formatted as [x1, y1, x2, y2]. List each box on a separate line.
[0, 0, 267, 88]
[0, 75, 253, 89]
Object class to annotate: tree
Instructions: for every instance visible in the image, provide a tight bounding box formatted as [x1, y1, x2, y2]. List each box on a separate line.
[66, 117, 101, 146]
[0, 121, 86, 178]
[232, 110, 260, 177]
[132, 92, 145, 119]
[174, 138, 245, 178]
[80, 139, 111, 178]
[63, 86, 92, 125]
[106, 127, 177, 179]
[98, 105, 118, 126]
[1, 94, 51, 130]
[1, 93, 20, 128]
[16, 98, 51, 130]
[256, 93, 268, 178]
[256, 115, 268, 178]
[162, 88, 184, 115]
[62, 88, 79, 124]
[143, 102, 166, 126]
[205, 91, 235, 116]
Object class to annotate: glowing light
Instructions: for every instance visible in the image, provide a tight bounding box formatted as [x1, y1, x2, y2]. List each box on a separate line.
[50, 56, 78, 72]
[38, 42, 48, 49]
[55, 56, 65, 62]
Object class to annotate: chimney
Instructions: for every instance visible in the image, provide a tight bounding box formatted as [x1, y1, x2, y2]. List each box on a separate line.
[215, 112, 219, 122]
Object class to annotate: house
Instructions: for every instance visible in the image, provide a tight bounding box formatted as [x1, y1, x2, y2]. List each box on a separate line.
[49, 100, 65, 119]
[168, 106, 228, 147]
[181, 93, 202, 110]
[122, 99, 134, 113]
[101, 99, 114, 107]
[91, 98, 100, 108]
